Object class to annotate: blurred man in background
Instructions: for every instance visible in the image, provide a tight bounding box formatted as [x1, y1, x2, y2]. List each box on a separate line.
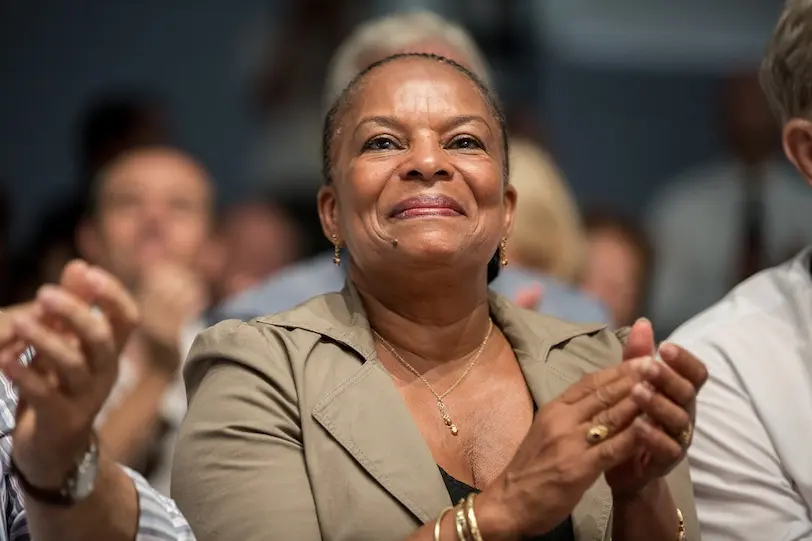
[216, 10, 608, 324]
[581, 210, 653, 328]
[78, 146, 214, 495]
[8, 92, 171, 304]
[647, 71, 812, 335]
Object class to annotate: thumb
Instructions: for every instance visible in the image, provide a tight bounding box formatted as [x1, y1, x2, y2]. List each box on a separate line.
[514, 284, 544, 311]
[623, 317, 656, 361]
[59, 260, 95, 303]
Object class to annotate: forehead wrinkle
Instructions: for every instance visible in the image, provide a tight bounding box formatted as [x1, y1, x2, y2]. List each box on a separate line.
[392, 79, 456, 132]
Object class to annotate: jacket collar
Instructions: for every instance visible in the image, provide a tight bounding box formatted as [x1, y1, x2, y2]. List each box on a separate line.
[266, 281, 609, 536]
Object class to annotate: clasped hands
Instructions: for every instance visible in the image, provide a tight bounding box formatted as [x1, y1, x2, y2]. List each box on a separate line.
[482, 319, 708, 538]
[0, 260, 138, 489]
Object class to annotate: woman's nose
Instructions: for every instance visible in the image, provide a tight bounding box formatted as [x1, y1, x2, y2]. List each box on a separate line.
[398, 137, 452, 182]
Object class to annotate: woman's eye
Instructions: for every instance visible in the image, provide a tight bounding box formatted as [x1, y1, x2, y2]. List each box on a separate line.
[448, 136, 483, 150]
[362, 136, 401, 152]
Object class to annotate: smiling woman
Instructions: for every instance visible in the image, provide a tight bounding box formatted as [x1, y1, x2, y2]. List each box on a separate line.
[172, 53, 703, 541]
[319, 54, 512, 283]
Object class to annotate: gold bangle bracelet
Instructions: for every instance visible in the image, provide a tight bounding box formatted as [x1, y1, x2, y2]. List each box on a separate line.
[434, 506, 455, 541]
[677, 508, 686, 541]
[464, 493, 484, 541]
[454, 505, 467, 541]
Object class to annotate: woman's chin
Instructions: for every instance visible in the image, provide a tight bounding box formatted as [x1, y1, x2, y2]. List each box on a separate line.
[388, 240, 480, 271]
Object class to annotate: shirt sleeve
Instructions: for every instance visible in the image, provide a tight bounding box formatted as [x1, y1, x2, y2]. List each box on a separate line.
[127, 467, 196, 541]
[682, 339, 812, 541]
[5, 467, 195, 541]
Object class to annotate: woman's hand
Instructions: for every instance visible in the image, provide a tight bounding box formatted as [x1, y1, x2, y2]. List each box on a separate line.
[0, 260, 139, 489]
[605, 341, 708, 498]
[477, 356, 660, 538]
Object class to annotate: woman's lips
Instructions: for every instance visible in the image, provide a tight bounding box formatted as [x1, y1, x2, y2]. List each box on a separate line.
[392, 207, 463, 219]
[389, 194, 466, 219]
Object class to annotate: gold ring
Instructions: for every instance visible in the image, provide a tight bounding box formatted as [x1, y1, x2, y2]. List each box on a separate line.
[586, 424, 610, 445]
[678, 423, 693, 447]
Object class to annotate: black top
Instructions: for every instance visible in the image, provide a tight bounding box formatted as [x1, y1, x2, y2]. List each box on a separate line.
[438, 467, 576, 541]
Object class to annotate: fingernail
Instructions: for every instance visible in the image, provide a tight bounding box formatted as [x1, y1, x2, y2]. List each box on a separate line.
[635, 317, 652, 326]
[86, 267, 107, 292]
[659, 342, 679, 361]
[633, 383, 653, 401]
[634, 416, 652, 433]
[634, 356, 659, 377]
[36, 286, 59, 307]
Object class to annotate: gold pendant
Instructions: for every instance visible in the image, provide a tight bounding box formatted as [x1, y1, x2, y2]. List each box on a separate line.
[438, 400, 459, 436]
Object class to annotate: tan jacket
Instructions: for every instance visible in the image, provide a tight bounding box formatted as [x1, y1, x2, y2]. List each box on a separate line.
[173, 285, 699, 541]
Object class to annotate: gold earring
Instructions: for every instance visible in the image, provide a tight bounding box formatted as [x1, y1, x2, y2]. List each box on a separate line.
[332, 235, 341, 266]
[499, 237, 508, 267]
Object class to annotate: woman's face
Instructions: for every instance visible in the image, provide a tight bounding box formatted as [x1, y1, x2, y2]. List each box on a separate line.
[319, 58, 515, 278]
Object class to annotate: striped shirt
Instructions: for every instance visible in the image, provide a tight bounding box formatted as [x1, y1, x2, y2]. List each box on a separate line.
[1, 347, 194, 540]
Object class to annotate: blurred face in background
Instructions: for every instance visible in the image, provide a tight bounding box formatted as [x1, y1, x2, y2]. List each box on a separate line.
[210, 201, 301, 301]
[80, 147, 213, 289]
[581, 227, 645, 328]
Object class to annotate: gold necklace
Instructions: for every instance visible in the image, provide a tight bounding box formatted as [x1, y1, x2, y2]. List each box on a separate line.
[373, 319, 494, 436]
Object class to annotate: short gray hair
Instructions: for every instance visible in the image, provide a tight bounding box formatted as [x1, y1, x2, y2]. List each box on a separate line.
[761, 0, 812, 122]
[323, 10, 491, 112]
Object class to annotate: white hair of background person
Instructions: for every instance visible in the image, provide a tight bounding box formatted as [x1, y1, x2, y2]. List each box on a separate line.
[322, 9, 493, 112]
[508, 138, 587, 286]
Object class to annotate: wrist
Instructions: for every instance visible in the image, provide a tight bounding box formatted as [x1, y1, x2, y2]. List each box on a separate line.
[12, 430, 97, 499]
[611, 478, 680, 539]
[475, 489, 522, 541]
[611, 477, 668, 505]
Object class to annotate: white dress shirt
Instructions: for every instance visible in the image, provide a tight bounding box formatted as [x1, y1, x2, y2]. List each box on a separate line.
[668, 247, 812, 541]
[648, 159, 812, 335]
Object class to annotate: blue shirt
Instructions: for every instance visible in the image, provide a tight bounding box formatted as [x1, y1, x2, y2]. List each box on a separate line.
[214, 252, 609, 324]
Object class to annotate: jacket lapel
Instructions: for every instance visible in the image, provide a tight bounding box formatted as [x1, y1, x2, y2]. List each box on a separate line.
[302, 285, 613, 536]
[309, 285, 452, 523]
[490, 293, 613, 541]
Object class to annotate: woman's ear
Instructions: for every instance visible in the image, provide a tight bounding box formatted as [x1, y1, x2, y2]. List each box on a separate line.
[502, 183, 518, 239]
[317, 185, 340, 243]
[783, 118, 812, 188]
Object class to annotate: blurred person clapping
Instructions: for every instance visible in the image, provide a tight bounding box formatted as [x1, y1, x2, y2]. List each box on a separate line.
[76, 146, 215, 495]
[0, 260, 192, 540]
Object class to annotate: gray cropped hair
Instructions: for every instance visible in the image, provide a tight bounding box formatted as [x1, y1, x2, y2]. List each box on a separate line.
[761, 0, 812, 122]
[323, 10, 492, 112]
